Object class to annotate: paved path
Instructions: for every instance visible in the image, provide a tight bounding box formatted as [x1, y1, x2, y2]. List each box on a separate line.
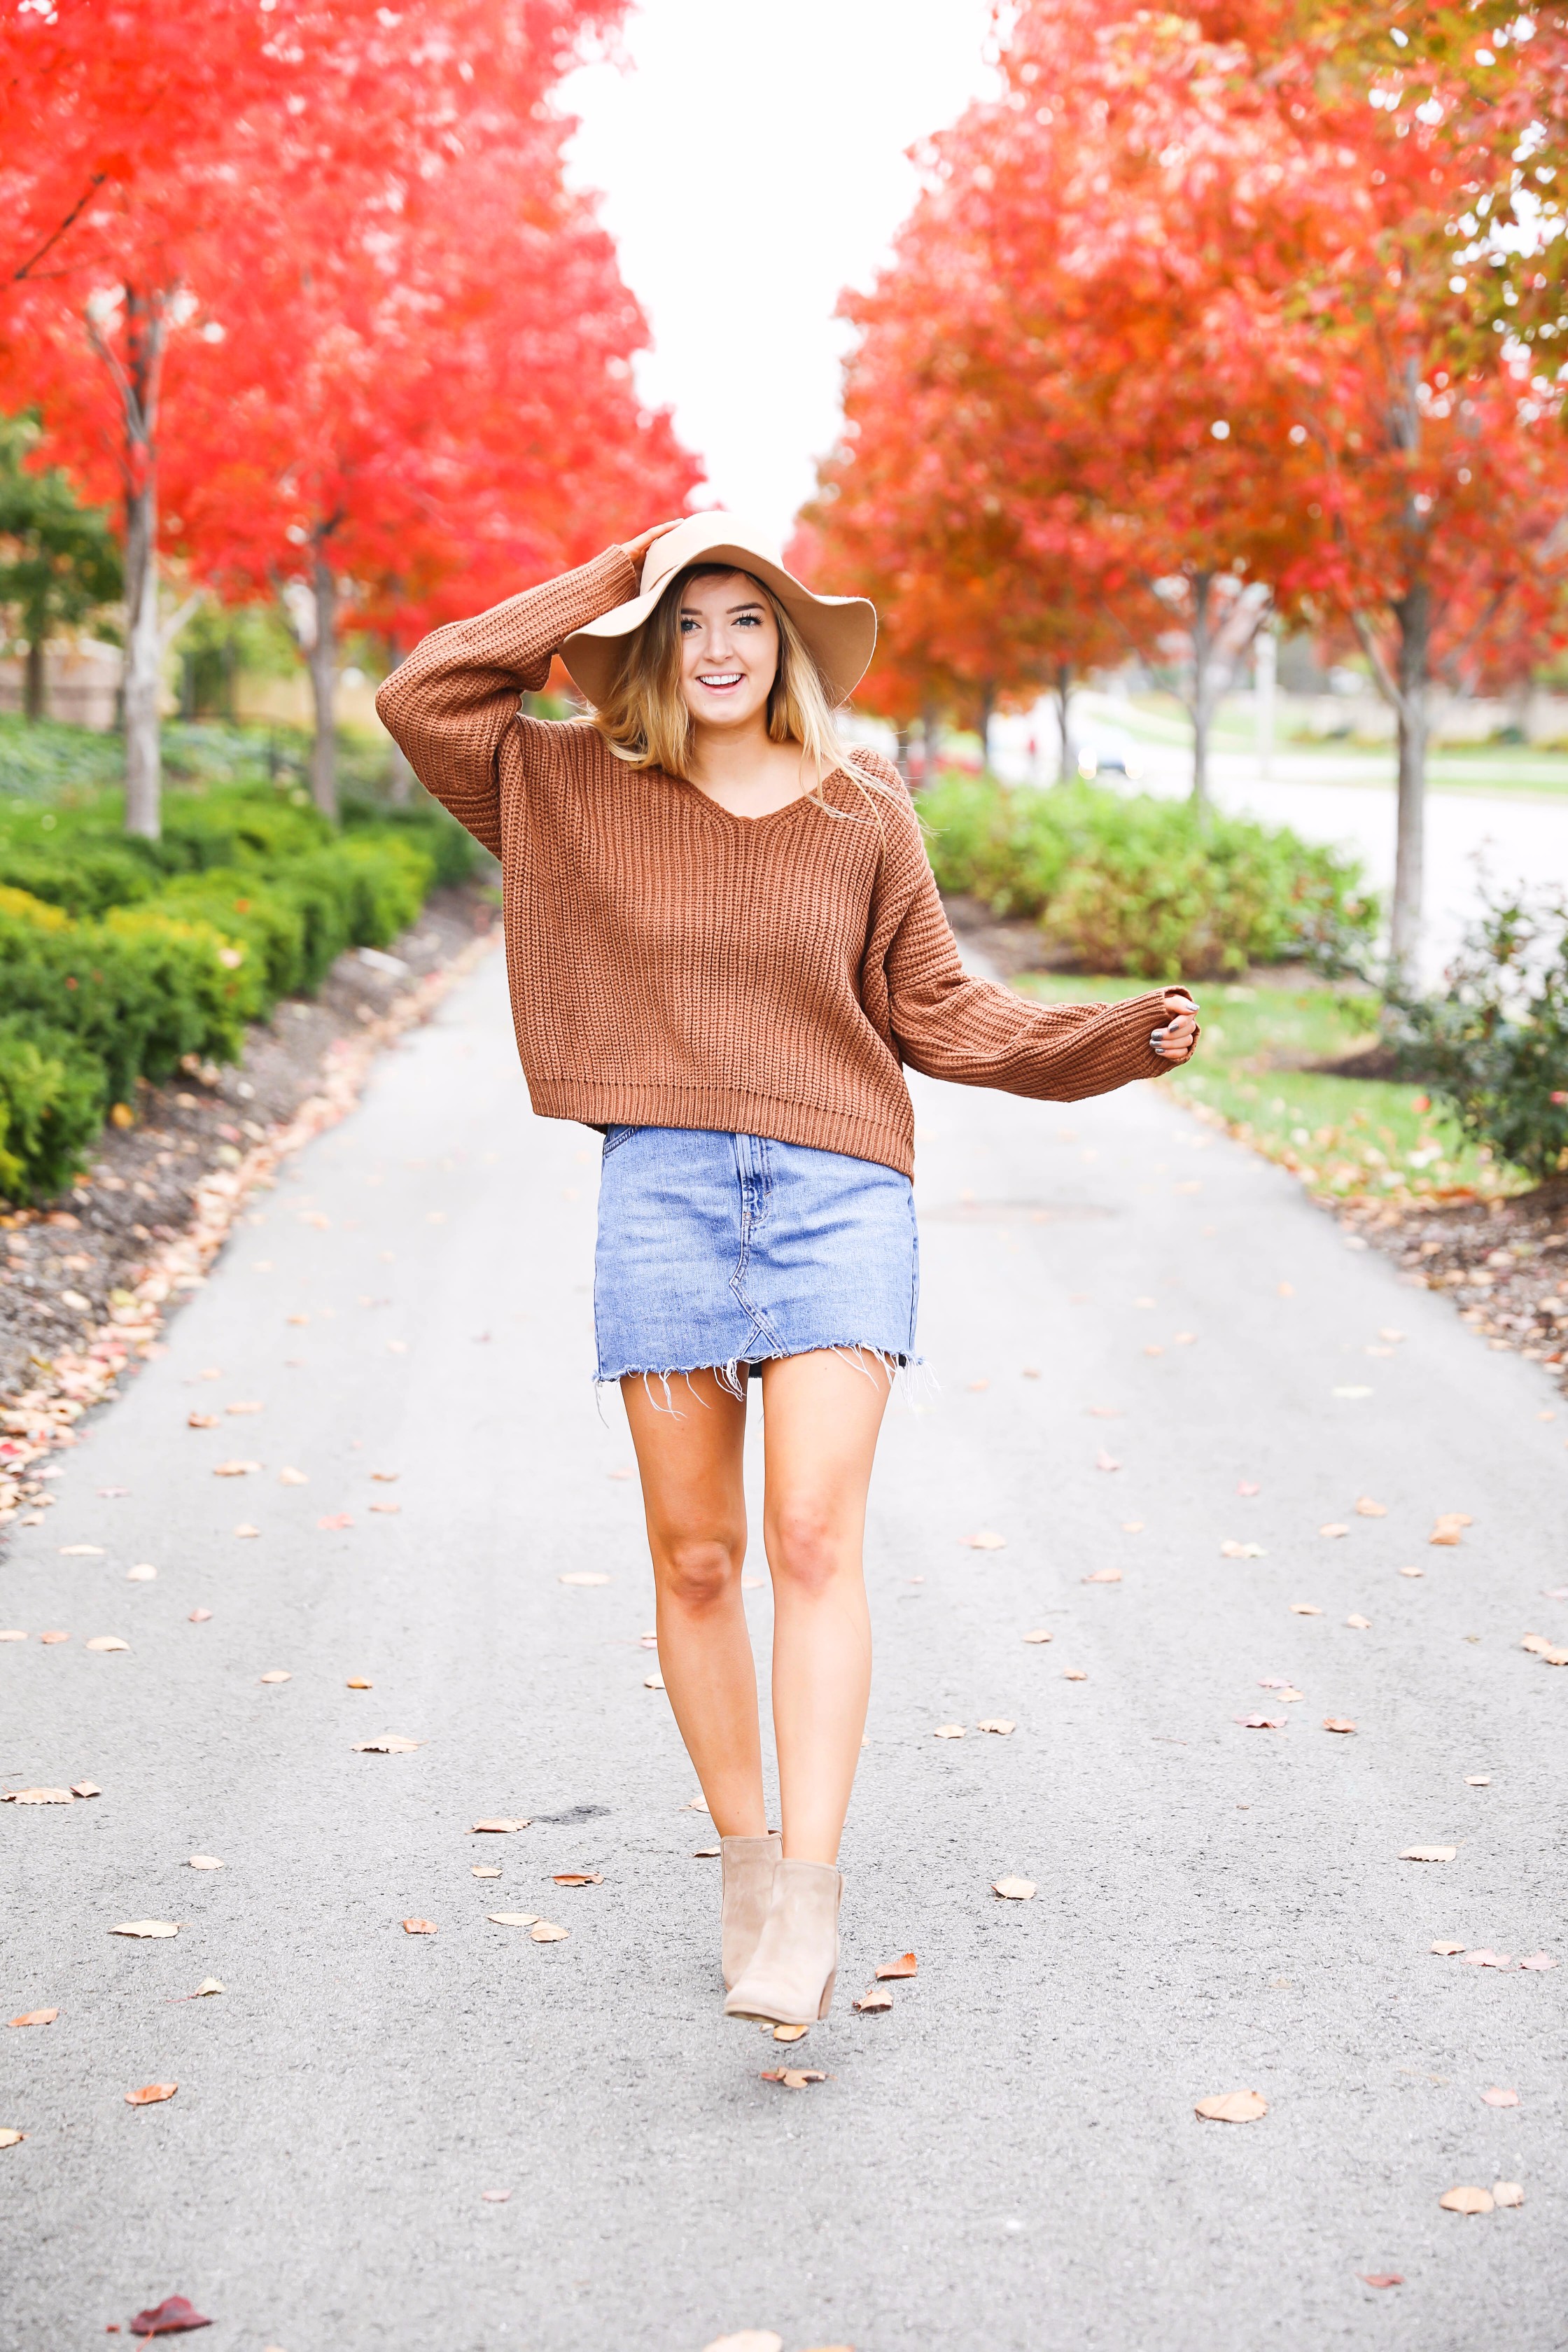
[5, 946, 1565, 2352]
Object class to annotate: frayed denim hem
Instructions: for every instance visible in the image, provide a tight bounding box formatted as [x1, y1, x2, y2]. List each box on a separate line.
[593, 1342, 927, 1418]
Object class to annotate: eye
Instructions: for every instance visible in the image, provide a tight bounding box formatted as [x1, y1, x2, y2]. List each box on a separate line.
[679, 616, 699, 633]
[736, 612, 761, 627]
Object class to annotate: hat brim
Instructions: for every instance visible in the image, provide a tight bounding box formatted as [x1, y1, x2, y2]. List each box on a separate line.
[559, 526, 876, 710]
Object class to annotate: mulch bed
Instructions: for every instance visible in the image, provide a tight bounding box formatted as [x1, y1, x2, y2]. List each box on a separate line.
[0, 883, 500, 1530]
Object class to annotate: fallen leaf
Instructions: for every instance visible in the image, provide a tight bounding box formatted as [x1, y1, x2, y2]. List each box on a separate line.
[1492, 2180, 1525, 2207]
[692, 1845, 721, 1858]
[1194, 2090, 1268, 2123]
[1519, 1952, 1557, 1970]
[933, 1723, 965, 1739]
[1236, 1715, 1286, 1730]
[976, 1718, 1015, 1734]
[967, 1376, 990, 1392]
[351, 1737, 420, 1754]
[1094, 1448, 1121, 1472]
[38, 1630, 69, 1644]
[1121, 1519, 1144, 1533]
[128, 2296, 210, 2336]
[387, 1338, 407, 1354]
[188, 1412, 220, 1429]
[286, 1312, 309, 1326]
[1345, 1614, 1371, 1630]
[992, 1877, 1036, 1900]
[1481, 2087, 1519, 2107]
[1289, 1604, 1322, 1618]
[1464, 1774, 1490, 1786]
[1331, 1385, 1373, 1399]
[1400, 1847, 1457, 1863]
[5, 1786, 73, 1803]
[86, 1636, 130, 1652]
[1355, 1497, 1387, 1518]
[552, 1871, 603, 1886]
[1237, 1479, 1261, 1496]
[1258, 1676, 1288, 1688]
[346, 1677, 372, 1690]
[1320, 1522, 1350, 1539]
[278, 1467, 308, 1485]
[213, 1462, 260, 1478]
[258, 1670, 290, 1685]
[1220, 1540, 1266, 1560]
[1429, 1513, 1473, 1546]
[487, 1912, 542, 1927]
[1399, 1564, 1423, 1577]
[125, 1564, 157, 1583]
[643, 1672, 666, 1690]
[1021, 1628, 1053, 1644]
[876, 1953, 918, 1979]
[1083, 1567, 1121, 1585]
[700, 2334, 785, 2352]
[760, 2068, 825, 2090]
[529, 1921, 568, 1942]
[8, 2009, 57, 2027]
[1323, 1718, 1357, 1735]
[125, 2081, 177, 2106]
[559, 1572, 610, 1586]
[401, 1918, 437, 1935]
[1461, 1949, 1510, 1967]
[472, 1865, 501, 1879]
[232, 1525, 259, 1539]
[187, 1856, 223, 1871]
[1358, 2274, 1403, 2288]
[481, 2188, 512, 2203]
[1173, 1330, 1196, 1345]
[372, 1471, 400, 1483]
[471, 1817, 528, 1833]
[853, 1985, 893, 2011]
[961, 1530, 1006, 1550]
[111, 1921, 179, 1938]
[1063, 1668, 1087, 1681]
[190, 1980, 224, 1998]
[227, 1401, 262, 1415]
[771, 2023, 809, 2043]
[0, 2129, 24, 2149]
[317, 1513, 354, 1531]
[683, 1795, 710, 1811]
[58, 1543, 104, 1556]
[1438, 2185, 1493, 2215]
[188, 1609, 213, 1625]
[0, 1630, 23, 1642]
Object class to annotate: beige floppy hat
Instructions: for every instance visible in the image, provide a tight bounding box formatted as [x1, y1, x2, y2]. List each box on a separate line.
[559, 512, 877, 709]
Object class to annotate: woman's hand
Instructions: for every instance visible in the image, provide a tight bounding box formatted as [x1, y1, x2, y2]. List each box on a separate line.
[620, 519, 683, 567]
[1150, 987, 1200, 1064]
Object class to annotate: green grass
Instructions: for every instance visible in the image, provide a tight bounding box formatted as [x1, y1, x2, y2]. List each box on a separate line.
[1015, 972, 1517, 1200]
[0, 712, 398, 807]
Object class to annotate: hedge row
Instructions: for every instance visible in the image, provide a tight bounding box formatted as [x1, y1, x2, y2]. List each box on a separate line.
[0, 784, 482, 1204]
[919, 774, 1378, 979]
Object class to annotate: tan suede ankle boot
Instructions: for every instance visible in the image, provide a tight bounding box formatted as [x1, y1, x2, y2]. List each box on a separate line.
[722, 1857, 841, 2024]
[720, 1833, 782, 1989]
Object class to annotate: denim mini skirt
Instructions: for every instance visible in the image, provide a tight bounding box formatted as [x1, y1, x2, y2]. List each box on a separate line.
[594, 1126, 919, 1389]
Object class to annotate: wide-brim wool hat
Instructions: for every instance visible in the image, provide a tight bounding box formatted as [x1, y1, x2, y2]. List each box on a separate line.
[559, 513, 877, 709]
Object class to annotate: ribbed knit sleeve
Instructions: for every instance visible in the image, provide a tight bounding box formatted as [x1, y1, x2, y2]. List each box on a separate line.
[876, 808, 1175, 1102]
[374, 547, 638, 854]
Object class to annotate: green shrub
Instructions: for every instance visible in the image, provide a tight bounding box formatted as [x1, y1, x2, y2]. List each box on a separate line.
[0, 844, 160, 916]
[1387, 890, 1568, 1185]
[342, 792, 485, 887]
[0, 1016, 107, 1202]
[919, 774, 1377, 979]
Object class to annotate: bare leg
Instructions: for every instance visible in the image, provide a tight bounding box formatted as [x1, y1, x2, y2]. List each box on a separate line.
[759, 1350, 891, 1865]
[622, 1370, 766, 1837]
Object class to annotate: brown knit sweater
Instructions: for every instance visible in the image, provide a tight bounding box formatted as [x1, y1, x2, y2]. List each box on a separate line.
[376, 547, 1178, 1179]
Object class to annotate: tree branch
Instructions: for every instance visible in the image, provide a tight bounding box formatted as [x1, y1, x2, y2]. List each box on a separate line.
[1348, 606, 1406, 720]
[10, 174, 106, 284]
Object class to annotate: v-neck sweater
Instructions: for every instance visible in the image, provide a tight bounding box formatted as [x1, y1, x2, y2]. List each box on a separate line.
[376, 546, 1177, 1179]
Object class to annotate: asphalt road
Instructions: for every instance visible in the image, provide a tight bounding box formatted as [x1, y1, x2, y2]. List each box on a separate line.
[4, 944, 1564, 2352]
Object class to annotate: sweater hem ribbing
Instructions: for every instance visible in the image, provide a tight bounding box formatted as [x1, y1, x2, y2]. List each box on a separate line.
[528, 1084, 916, 1180]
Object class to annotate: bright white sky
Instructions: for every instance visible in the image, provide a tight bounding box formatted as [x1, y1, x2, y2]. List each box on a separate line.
[559, 0, 1000, 544]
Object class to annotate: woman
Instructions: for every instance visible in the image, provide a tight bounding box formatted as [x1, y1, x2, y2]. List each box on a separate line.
[377, 514, 1199, 2028]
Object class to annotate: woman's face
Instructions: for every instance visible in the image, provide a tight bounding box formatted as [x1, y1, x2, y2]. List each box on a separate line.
[676, 570, 778, 734]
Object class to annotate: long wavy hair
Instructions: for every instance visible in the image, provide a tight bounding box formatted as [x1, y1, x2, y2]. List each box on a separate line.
[587, 564, 892, 817]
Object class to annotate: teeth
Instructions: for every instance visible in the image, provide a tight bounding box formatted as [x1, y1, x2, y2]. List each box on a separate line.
[699, 673, 742, 685]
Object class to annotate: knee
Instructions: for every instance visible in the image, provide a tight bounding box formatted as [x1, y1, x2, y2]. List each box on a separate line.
[659, 1535, 739, 1611]
[767, 1504, 846, 1600]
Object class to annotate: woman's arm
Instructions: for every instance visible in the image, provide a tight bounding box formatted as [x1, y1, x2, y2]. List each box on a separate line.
[884, 853, 1197, 1100]
[374, 543, 643, 853]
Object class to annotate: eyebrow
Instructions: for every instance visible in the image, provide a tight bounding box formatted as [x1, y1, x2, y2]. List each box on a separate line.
[678, 600, 766, 617]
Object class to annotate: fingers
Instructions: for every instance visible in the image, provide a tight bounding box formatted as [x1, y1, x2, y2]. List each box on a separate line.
[620, 519, 683, 563]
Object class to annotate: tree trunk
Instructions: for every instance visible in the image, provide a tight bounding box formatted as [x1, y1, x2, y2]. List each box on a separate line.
[383, 632, 413, 804]
[979, 680, 996, 774]
[122, 472, 162, 839]
[893, 724, 911, 783]
[1390, 578, 1430, 977]
[1254, 625, 1276, 780]
[920, 696, 940, 786]
[1189, 570, 1214, 811]
[309, 552, 339, 822]
[23, 631, 45, 721]
[1054, 661, 1074, 783]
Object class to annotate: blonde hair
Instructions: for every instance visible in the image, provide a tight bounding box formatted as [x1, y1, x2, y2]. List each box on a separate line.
[589, 564, 892, 817]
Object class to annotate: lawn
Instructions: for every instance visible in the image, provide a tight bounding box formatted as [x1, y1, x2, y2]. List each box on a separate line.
[1014, 972, 1516, 1203]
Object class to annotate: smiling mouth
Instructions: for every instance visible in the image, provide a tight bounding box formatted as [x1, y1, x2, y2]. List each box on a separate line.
[696, 672, 744, 690]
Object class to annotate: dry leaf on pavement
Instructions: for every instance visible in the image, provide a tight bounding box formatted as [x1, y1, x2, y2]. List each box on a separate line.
[226, 1401, 262, 1415]
[190, 1980, 224, 1998]
[0, 2129, 24, 2148]
[187, 1856, 223, 1870]
[111, 1921, 179, 1938]
[529, 1921, 568, 1942]
[372, 1470, 399, 1483]
[258, 1670, 290, 1684]
[1194, 2090, 1268, 2123]
[1359, 2274, 1404, 2288]
[127, 2297, 211, 2337]
[933, 1723, 965, 1739]
[318, 1513, 354, 1531]
[4, 1787, 73, 1803]
[214, 1462, 260, 1478]
[1289, 1604, 1323, 1617]
[278, 1467, 308, 1485]
[1493, 2181, 1525, 2207]
[346, 1678, 372, 1690]
[1461, 1949, 1511, 1967]
[126, 1564, 156, 1582]
[486, 1912, 541, 1928]
[643, 1672, 666, 1690]
[1094, 1449, 1120, 1472]
[876, 1953, 918, 1979]
[1320, 1523, 1349, 1539]
[125, 2082, 177, 2106]
[1438, 2185, 1493, 2215]
[1346, 1615, 1371, 1630]
[1083, 1567, 1121, 1584]
[8, 2009, 57, 2027]
[471, 1817, 528, 1833]
[853, 1985, 893, 2012]
[1481, 2087, 1519, 2107]
[38, 1631, 69, 1643]
[961, 1530, 1006, 1550]
[1021, 1628, 1053, 1644]
[1063, 1668, 1087, 1681]
[401, 1918, 437, 1935]
[1429, 1513, 1473, 1546]
[1236, 1715, 1286, 1730]
[559, 1572, 610, 1586]
[1431, 1940, 1466, 1956]
[74, 1777, 104, 1793]
[352, 1737, 420, 1754]
[233, 1525, 259, 1539]
[1323, 1718, 1357, 1735]
[59, 1544, 104, 1556]
[1400, 1847, 1457, 1863]
[552, 1872, 603, 1886]
[976, 1718, 1015, 1734]
[1355, 1497, 1387, 1517]
[188, 1412, 220, 1429]
[1220, 1540, 1267, 1560]
[993, 1877, 1036, 1900]
[86, 1636, 130, 1652]
[760, 2068, 826, 2090]
[772, 2024, 808, 2043]
[1519, 1952, 1557, 1969]
[472, 1865, 501, 1878]
[700, 2334, 785, 2352]
[481, 2188, 512, 2203]
[692, 1845, 721, 1858]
